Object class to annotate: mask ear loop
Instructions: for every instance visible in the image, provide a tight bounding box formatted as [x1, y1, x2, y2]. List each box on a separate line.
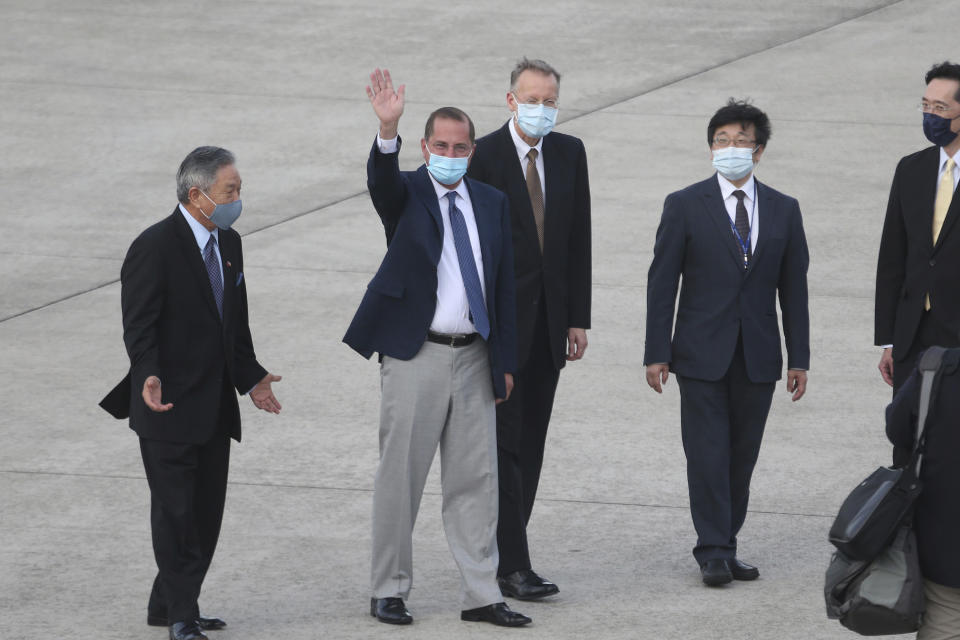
[197, 190, 217, 219]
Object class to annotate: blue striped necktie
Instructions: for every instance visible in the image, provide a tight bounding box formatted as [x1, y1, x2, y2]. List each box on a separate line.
[204, 234, 223, 318]
[446, 192, 489, 339]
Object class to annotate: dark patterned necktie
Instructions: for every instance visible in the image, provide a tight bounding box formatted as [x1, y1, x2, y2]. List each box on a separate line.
[446, 192, 490, 339]
[204, 234, 223, 318]
[732, 189, 752, 262]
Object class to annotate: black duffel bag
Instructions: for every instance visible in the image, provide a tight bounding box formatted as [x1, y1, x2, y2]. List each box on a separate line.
[828, 347, 944, 562]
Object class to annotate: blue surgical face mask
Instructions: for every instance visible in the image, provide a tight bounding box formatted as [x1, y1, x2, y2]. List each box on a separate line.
[426, 151, 470, 185]
[923, 112, 959, 147]
[712, 146, 756, 181]
[200, 191, 242, 230]
[514, 99, 558, 139]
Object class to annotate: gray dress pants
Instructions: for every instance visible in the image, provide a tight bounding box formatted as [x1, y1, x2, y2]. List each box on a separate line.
[371, 339, 502, 610]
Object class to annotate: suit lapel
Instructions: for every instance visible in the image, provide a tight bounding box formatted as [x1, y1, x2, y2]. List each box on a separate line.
[910, 147, 940, 252]
[412, 165, 443, 236]
[219, 233, 236, 330]
[745, 180, 774, 277]
[700, 176, 747, 270]
[465, 177, 496, 289]
[541, 132, 560, 253]
[172, 210, 222, 322]
[497, 122, 542, 255]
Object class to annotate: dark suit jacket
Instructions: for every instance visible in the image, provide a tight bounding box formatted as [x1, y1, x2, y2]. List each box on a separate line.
[875, 145, 960, 361]
[100, 209, 267, 443]
[342, 139, 518, 399]
[467, 122, 591, 370]
[886, 348, 960, 587]
[644, 175, 810, 382]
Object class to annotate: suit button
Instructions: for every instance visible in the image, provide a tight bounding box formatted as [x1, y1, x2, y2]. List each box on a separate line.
[930, 259, 936, 267]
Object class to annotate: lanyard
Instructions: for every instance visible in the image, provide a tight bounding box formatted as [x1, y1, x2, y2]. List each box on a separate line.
[728, 182, 757, 270]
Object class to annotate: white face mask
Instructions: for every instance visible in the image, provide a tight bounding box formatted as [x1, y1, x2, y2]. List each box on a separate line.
[712, 146, 755, 181]
[513, 95, 558, 139]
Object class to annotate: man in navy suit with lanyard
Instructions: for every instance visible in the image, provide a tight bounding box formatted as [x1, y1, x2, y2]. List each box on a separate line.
[344, 69, 530, 627]
[643, 99, 810, 586]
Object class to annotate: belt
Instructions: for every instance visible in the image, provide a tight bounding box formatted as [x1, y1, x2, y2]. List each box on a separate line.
[426, 331, 479, 347]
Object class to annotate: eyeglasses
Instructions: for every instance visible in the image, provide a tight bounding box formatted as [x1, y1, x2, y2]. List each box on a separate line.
[512, 92, 558, 109]
[426, 141, 472, 157]
[919, 102, 958, 115]
[712, 136, 757, 149]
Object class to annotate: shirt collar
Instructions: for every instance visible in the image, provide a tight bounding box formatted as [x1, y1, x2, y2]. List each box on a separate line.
[939, 146, 960, 171]
[428, 172, 469, 204]
[178, 203, 219, 251]
[717, 173, 756, 201]
[507, 116, 544, 157]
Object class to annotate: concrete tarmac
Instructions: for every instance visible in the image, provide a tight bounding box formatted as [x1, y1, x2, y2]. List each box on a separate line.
[0, 1, 950, 638]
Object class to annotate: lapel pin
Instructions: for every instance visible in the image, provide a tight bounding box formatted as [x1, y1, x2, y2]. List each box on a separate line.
[226, 260, 232, 268]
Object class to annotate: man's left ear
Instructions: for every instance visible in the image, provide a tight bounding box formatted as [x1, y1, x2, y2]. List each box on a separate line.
[753, 144, 765, 161]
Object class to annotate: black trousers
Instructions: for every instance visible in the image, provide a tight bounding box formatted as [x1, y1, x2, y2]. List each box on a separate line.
[891, 310, 960, 465]
[495, 306, 561, 576]
[893, 310, 960, 392]
[140, 396, 231, 623]
[676, 337, 775, 565]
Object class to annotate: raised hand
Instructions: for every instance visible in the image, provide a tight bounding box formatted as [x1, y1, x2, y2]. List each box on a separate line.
[366, 68, 405, 138]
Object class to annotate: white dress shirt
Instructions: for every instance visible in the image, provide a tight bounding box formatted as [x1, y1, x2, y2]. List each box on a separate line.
[939, 146, 960, 193]
[507, 117, 546, 205]
[179, 204, 222, 286]
[376, 133, 487, 335]
[716, 173, 759, 251]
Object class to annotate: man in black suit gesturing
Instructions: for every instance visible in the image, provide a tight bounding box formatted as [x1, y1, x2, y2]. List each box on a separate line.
[644, 100, 809, 586]
[876, 61, 960, 393]
[467, 58, 591, 600]
[101, 146, 281, 640]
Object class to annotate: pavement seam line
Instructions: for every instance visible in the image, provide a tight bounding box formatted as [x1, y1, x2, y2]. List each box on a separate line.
[0, 468, 834, 519]
[1, 0, 903, 325]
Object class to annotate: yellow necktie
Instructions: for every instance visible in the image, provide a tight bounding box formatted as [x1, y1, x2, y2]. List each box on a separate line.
[927, 157, 957, 310]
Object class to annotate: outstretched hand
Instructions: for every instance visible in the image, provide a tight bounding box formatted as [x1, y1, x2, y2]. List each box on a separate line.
[142, 375, 173, 412]
[251, 373, 283, 414]
[366, 68, 405, 138]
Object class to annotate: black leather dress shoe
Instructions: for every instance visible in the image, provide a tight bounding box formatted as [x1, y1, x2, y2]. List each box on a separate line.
[729, 558, 760, 580]
[169, 621, 208, 640]
[701, 558, 733, 586]
[461, 602, 532, 627]
[149, 615, 226, 630]
[370, 597, 413, 625]
[498, 569, 559, 600]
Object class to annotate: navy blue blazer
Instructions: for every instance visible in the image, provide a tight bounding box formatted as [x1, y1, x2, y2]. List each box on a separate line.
[343, 139, 518, 398]
[644, 175, 810, 382]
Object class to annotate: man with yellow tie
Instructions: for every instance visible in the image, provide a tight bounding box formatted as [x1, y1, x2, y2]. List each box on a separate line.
[876, 61, 960, 393]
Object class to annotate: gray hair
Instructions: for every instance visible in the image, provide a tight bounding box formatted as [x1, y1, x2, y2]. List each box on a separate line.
[509, 57, 561, 90]
[176, 146, 235, 203]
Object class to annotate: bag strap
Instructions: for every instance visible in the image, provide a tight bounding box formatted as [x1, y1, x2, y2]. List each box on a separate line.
[914, 346, 947, 474]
